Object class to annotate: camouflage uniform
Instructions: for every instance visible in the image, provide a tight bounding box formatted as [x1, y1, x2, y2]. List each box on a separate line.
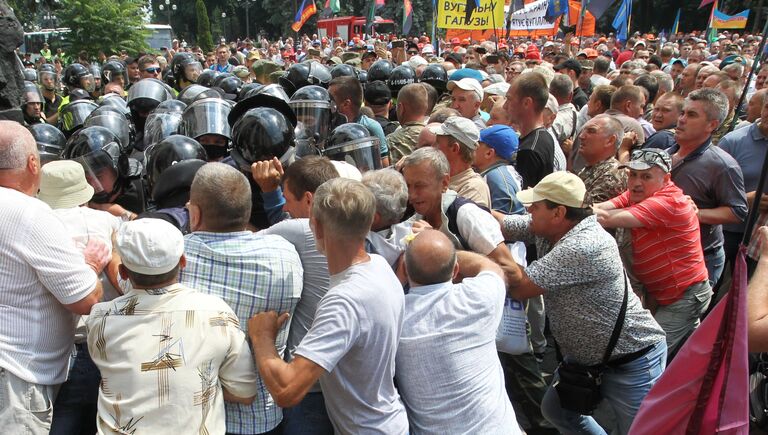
[387, 121, 425, 162]
[577, 157, 627, 203]
[579, 157, 644, 294]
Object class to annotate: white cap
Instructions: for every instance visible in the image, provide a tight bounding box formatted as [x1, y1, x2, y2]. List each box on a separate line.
[116, 219, 184, 276]
[545, 93, 558, 114]
[421, 45, 434, 54]
[484, 82, 510, 97]
[634, 40, 646, 48]
[428, 116, 480, 150]
[408, 55, 428, 69]
[330, 160, 362, 181]
[447, 77, 484, 100]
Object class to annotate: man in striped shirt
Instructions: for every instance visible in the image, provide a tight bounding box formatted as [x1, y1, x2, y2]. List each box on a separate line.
[594, 148, 710, 358]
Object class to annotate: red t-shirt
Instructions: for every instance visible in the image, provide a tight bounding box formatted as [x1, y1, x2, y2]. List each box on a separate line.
[610, 182, 708, 304]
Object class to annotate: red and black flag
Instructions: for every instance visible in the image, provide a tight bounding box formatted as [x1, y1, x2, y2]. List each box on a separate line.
[403, 0, 414, 35]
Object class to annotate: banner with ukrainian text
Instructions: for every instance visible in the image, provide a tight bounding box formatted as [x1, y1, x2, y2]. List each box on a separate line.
[292, 0, 317, 32]
[712, 8, 749, 29]
[437, 0, 504, 29]
[507, 0, 556, 31]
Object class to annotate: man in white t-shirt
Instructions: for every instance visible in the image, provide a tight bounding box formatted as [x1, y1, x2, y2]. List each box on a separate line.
[397, 229, 522, 434]
[249, 178, 408, 434]
[0, 121, 110, 434]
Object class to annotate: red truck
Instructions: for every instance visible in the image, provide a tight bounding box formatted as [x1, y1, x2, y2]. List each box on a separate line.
[317, 16, 395, 41]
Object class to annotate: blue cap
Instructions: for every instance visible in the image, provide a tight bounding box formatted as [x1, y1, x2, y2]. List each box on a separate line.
[448, 68, 484, 83]
[479, 125, 519, 160]
[671, 58, 687, 68]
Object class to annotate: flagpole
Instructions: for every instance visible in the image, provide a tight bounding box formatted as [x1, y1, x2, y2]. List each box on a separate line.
[491, 0, 499, 52]
[431, 0, 438, 56]
[737, 15, 768, 245]
[577, 0, 588, 45]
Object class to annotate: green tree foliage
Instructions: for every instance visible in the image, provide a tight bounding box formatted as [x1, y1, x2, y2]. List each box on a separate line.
[57, 0, 149, 55]
[196, 0, 215, 51]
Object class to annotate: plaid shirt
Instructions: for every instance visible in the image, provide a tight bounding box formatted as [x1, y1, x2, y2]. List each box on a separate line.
[180, 231, 303, 434]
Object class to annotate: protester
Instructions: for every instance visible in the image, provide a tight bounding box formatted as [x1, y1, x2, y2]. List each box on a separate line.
[87, 218, 259, 433]
[181, 162, 303, 435]
[595, 148, 710, 357]
[249, 178, 408, 434]
[498, 172, 667, 433]
[668, 88, 748, 287]
[0, 122, 110, 434]
[397, 229, 522, 434]
[430, 116, 491, 208]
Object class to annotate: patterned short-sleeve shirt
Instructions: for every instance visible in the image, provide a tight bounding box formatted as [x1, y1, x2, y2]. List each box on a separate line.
[501, 215, 666, 365]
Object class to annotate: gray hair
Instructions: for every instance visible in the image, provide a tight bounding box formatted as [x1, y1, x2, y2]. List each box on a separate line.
[687, 88, 729, 125]
[401, 147, 450, 181]
[549, 73, 573, 101]
[0, 123, 36, 170]
[312, 177, 376, 240]
[190, 162, 252, 231]
[722, 62, 745, 79]
[593, 114, 624, 150]
[362, 168, 408, 226]
[650, 70, 674, 94]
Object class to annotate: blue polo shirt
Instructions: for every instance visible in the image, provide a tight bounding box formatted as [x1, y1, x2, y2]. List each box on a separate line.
[718, 123, 768, 233]
[667, 138, 748, 252]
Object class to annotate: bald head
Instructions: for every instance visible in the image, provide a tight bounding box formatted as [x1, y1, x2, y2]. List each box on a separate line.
[405, 229, 457, 286]
[0, 121, 40, 196]
[417, 123, 439, 148]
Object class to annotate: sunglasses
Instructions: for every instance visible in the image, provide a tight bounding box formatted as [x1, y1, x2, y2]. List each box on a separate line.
[407, 51, 418, 55]
[630, 148, 671, 172]
[144, 67, 161, 74]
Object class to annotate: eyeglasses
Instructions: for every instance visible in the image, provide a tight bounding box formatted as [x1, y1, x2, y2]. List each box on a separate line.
[144, 67, 161, 74]
[407, 51, 418, 55]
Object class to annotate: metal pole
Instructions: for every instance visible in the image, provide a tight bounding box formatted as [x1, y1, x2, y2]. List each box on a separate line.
[739, 16, 768, 247]
[728, 15, 768, 135]
[246, 2, 250, 39]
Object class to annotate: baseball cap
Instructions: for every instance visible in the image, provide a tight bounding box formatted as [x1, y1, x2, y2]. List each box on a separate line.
[116, 218, 184, 276]
[422, 44, 434, 55]
[479, 125, 519, 160]
[429, 116, 480, 150]
[671, 58, 688, 68]
[516, 171, 588, 208]
[633, 40, 647, 48]
[364, 80, 392, 105]
[448, 68, 483, 83]
[553, 58, 582, 75]
[247, 50, 261, 61]
[37, 160, 95, 209]
[620, 148, 672, 173]
[447, 77, 484, 100]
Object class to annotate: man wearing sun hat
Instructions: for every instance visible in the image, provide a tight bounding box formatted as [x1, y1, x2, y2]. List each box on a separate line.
[430, 116, 491, 208]
[38, 160, 125, 434]
[447, 77, 486, 130]
[86, 218, 259, 434]
[497, 171, 667, 433]
[594, 148, 709, 358]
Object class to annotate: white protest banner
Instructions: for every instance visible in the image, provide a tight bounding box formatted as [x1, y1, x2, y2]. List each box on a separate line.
[508, 0, 557, 31]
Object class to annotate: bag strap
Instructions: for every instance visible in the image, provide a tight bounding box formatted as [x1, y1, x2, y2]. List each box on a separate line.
[569, 110, 578, 140]
[601, 272, 629, 365]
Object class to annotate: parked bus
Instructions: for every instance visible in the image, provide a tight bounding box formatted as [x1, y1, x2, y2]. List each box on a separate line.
[22, 24, 173, 55]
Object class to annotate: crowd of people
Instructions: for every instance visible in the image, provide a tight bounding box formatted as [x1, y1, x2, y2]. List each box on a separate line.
[3, 26, 768, 434]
